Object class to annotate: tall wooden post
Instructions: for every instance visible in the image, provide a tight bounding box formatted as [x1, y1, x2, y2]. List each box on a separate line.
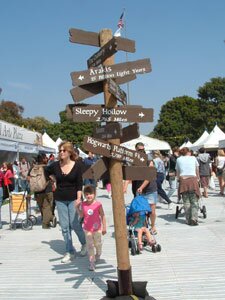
[100, 29, 133, 295]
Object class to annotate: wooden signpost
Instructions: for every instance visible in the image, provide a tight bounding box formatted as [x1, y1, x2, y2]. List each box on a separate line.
[68, 26, 155, 297]
[70, 74, 136, 102]
[66, 104, 153, 123]
[93, 122, 122, 140]
[71, 58, 151, 86]
[108, 78, 127, 105]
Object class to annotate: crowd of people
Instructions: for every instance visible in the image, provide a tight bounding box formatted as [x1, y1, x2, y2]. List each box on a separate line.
[0, 141, 224, 270]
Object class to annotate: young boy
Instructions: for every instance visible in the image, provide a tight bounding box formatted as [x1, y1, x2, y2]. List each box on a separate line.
[75, 185, 106, 271]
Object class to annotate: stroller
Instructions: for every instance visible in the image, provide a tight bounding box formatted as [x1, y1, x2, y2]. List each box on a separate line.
[9, 189, 37, 230]
[175, 187, 207, 220]
[126, 195, 161, 255]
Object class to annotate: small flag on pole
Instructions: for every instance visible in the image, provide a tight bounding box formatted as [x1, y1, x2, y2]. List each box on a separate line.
[114, 10, 125, 37]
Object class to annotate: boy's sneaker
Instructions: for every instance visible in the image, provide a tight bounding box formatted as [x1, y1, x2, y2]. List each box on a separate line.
[61, 253, 74, 263]
[80, 244, 87, 256]
[89, 262, 95, 271]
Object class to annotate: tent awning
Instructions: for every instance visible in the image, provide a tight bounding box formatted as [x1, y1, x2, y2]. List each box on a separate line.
[121, 135, 171, 151]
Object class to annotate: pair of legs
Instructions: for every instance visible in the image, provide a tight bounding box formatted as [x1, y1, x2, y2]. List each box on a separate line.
[200, 176, 210, 198]
[167, 177, 177, 199]
[56, 200, 86, 255]
[0, 187, 3, 228]
[156, 173, 172, 204]
[84, 230, 102, 267]
[217, 175, 224, 195]
[136, 227, 154, 251]
[35, 192, 54, 228]
[182, 191, 199, 225]
[144, 191, 158, 234]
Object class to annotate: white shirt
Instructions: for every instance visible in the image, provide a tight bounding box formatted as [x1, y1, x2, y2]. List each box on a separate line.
[176, 156, 199, 177]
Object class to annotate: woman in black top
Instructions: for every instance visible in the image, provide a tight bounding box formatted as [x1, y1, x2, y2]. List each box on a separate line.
[46, 141, 86, 263]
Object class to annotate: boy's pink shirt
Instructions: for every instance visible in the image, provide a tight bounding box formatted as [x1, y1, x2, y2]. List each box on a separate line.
[82, 200, 102, 232]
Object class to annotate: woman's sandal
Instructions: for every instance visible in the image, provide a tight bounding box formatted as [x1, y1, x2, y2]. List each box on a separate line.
[150, 228, 157, 235]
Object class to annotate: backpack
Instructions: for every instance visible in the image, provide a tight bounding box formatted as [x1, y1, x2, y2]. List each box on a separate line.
[29, 164, 48, 193]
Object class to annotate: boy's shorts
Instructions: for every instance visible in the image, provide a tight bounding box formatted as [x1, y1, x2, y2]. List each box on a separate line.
[144, 192, 158, 205]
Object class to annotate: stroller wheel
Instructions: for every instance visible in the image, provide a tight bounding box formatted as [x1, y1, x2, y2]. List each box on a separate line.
[143, 240, 148, 247]
[175, 206, 179, 219]
[10, 223, 17, 230]
[156, 244, 162, 252]
[152, 245, 157, 253]
[29, 215, 37, 225]
[22, 219, 33, 230]
[202, 205, 207, 219]
[130, 239, 137, 256]
[131, 248, 136, 256]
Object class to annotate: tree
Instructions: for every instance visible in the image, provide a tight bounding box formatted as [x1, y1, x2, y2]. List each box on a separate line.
[0, 100, 24, 124]
[22, 116, 52, 132]
[198, 77, 225, 132]
[46, 111, 95, 148]
[152, 96, 202, 147]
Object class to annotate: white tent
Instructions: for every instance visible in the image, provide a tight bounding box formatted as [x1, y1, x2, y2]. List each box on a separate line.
[198, 125, 225, 150]
[219, 139, 225, 148]
[189, 130, 209, 151]
[55, 137, 63, 147]
[180, 140, 193, 149]
[121, 134, 171, 152]
[42, 132, 57, 152]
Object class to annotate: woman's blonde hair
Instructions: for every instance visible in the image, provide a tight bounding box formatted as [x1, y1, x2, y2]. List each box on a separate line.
[217, 149, 225, 157]
[58, 141, 78, 161]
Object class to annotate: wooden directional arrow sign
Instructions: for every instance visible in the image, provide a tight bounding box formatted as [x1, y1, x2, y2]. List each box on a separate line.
[70, 74, 136, 103]
[122, 166, 157, 181]
[87, 37, 117, 68]
[71, 59, 151, 87]
[69, 28, 135, 52]
[82, 158, 109, 181]
[66, 104, 153, 123]
[83, 136, 148, 166]
[108, 78, 127, 105]
[93, 123, 122, 140]
[121, 123, 140, 144]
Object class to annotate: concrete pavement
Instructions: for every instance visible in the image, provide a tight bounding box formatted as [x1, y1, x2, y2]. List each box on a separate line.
[0, 181, 225, 300]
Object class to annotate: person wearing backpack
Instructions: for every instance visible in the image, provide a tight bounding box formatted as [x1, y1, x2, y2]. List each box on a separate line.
[28, 154, 56, 229]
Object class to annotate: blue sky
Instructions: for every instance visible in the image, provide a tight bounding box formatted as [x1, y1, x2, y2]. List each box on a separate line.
[1, 0, 225, 135]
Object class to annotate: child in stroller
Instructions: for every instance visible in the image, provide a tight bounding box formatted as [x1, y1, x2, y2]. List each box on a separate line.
[127, 195, 161, 254]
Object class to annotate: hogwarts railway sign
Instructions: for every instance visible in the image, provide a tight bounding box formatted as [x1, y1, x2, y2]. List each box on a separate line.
[66, 104, 153, 123]
[71, 59, 151, 87]
[83, 136, 148, 166]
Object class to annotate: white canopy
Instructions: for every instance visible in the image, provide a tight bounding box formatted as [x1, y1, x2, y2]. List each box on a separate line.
[219, 139, 225, 148]
[55, 137, 63, 147]
[42, 132, 57, 152]
[198, 125, 225, 150]
[180, 140, 193, 149]
[121, 134, 171, 152]
[189, 130, 209, 151]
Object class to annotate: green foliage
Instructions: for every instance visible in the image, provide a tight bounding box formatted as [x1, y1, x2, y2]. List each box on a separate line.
[46, 111, 95, 148]
[152, 77, 225, 147]
[0, 100, 24, 124]
[152, 96, 202, 147]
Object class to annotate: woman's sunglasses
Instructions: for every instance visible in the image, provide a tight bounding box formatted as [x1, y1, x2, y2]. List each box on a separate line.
[59, 149, 66, 153]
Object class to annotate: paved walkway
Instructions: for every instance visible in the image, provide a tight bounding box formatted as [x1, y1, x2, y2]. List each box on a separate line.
[0, 181, 225, 300]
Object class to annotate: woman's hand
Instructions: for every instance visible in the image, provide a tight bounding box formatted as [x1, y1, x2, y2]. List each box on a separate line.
[137, 187, 143, 194]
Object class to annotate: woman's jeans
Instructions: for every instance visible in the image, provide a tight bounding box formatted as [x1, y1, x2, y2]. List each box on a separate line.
[167, 177, 177, 199]
[0, 187, 3, 226]
[157, 172, 171, 204]
[56, 200, 86, 254]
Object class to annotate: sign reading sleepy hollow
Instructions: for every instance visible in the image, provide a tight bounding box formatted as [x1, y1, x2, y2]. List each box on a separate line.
[83, 136, 147, 166]
[66, 104, 153, 123]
